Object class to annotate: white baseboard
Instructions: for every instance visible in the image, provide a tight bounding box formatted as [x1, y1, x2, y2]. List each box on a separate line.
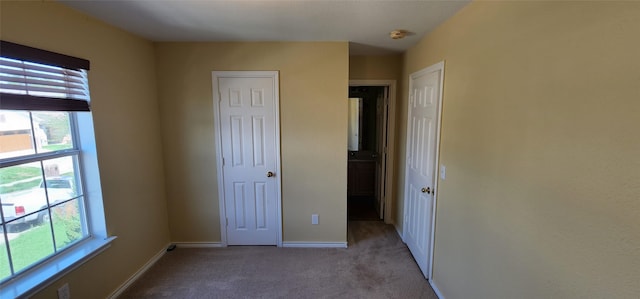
[175, 242, 224, 248]
[282, 242, 347, 248]
[108, 244, 168, 298]
[429, 278, 445, 299]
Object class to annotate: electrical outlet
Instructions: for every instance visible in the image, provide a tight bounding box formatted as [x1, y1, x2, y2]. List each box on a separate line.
[311, 214, 319, 225]
[57, 283, 70, 299]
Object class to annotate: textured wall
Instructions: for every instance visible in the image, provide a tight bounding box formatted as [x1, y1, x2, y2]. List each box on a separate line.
[1, 1, 170, 298]
[399, 1, 640, 298]
[155, 42, 349, 243]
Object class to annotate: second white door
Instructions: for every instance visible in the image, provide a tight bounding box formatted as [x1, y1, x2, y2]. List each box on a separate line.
[214, 71, 281, 246]
[403, 62, 444, 278]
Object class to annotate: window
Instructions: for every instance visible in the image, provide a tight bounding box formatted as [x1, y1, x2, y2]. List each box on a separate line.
[0, 110, 87, 279]
[0, 41, 110, 296]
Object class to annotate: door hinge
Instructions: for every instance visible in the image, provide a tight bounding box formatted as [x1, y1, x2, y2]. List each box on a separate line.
[226, 218, 228, 227]
[222, 158, 225, 166]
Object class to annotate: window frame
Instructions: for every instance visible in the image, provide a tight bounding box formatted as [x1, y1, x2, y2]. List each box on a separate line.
[0, 41, 113, 299]
[0, 111, 89, 277]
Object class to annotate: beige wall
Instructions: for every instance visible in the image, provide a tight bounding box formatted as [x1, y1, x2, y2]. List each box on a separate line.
[1, 1, 170, 298]
[155, 42, 349, 243]
[349, 55, 402, 81]
[399, 1, 640, 298]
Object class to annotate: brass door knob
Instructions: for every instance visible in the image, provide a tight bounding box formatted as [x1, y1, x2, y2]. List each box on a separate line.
[267, 171, 275, 177]
[421, 187, 431, 194]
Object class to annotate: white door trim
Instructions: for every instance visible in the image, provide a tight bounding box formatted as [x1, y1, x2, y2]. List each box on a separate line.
[402, 61, 445, 279]
[212, 71, 283, 247]
[348, 80, 397, 224]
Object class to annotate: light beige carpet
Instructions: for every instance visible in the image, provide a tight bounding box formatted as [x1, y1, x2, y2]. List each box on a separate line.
[120, 221, 438, 299]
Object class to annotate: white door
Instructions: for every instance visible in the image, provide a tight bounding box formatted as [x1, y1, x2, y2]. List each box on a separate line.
[213, 71, 281, 246]
[403, 62, 444, 278]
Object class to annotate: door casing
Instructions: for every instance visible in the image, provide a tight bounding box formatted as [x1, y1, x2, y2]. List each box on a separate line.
[212, 71, 283, 247]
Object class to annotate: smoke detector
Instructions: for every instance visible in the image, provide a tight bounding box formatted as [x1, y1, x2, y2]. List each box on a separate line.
[389, 29, 409, 40]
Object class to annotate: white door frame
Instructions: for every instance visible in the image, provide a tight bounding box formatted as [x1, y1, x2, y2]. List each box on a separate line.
[402, 61, 445, 279]
[212, 71, 283, 247]
[349, 80, 396, 224]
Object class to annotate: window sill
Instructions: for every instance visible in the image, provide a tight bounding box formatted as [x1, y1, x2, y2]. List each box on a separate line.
[1, 235, 116, 299]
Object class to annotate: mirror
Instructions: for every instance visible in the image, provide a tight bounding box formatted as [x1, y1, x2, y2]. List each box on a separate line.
[348, 98, 362, 151]
[348, 86, 385, 153]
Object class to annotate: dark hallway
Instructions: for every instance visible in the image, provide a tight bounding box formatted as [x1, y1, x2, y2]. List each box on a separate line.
[347, 196, 380, 221]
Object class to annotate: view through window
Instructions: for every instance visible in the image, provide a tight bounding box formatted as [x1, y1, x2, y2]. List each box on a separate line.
[0, 111, 88, 281]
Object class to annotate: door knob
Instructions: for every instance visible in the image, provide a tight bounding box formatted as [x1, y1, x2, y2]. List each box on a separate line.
[421, 187, 431, 194]
[267, 171, 275, 177]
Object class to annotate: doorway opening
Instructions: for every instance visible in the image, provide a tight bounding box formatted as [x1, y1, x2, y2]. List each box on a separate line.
[347, 81, 396, 223]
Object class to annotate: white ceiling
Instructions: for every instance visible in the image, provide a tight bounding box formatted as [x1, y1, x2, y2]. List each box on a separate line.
[59, 0, 470, 55]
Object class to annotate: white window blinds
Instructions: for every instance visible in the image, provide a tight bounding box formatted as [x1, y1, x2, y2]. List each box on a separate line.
[0, 57, 89, 100]
[0, 40, 91, 111]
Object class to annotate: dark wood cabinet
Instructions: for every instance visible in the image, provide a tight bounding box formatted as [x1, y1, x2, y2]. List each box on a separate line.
[348, 154, 376, 197]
